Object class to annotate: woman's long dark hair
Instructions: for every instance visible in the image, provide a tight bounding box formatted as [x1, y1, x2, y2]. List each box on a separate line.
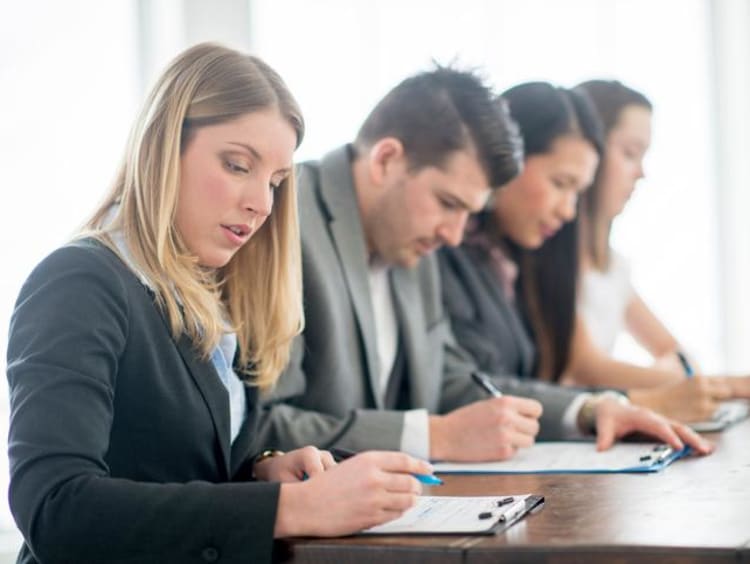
[491, 82, 603, 381]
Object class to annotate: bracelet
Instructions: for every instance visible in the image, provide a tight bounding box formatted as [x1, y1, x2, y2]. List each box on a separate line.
[577, 391, 630, 434]
[250, 449, 284, 479]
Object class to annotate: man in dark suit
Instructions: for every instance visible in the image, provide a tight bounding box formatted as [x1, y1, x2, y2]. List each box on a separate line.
[260, 68, 712, 461]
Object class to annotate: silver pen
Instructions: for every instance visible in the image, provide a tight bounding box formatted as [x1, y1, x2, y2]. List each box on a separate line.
[471, 371, 503, 398]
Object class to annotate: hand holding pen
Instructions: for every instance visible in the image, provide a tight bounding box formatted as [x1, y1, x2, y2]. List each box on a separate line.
[274, 450, 434, 537]
[472, 370, 504, 397]
[676, 351, 694, 378]
[330, 447, 443, 485]
[427, 372, 542, 461]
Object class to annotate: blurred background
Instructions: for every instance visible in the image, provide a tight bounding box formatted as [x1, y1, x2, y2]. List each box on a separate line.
[1, 0, 749, 556]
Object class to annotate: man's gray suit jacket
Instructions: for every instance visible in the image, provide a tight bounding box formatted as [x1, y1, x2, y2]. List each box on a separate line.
[259, 145, 580, 453]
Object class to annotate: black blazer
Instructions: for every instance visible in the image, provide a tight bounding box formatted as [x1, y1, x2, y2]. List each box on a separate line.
[7, 239, 279, 564]
[438, 245, 536, 379]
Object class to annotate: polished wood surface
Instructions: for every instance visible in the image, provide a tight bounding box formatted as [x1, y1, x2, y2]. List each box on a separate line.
[277, 418, 750, 563]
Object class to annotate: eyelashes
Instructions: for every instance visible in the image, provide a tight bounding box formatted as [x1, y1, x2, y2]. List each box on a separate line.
[224, 159, 249, 174]
[223, 155, 287, 190]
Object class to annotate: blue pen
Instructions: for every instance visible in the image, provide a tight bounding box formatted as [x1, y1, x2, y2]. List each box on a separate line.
[414, 473, 443, 485]
[676, 351, 694, 378]
[329, 447, 443, 485]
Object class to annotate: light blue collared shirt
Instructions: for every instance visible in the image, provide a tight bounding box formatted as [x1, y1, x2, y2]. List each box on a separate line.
[108, 228, 247, 444]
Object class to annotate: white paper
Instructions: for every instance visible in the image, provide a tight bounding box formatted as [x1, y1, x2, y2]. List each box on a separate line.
[689, 399, 749, 432]
[363, 494, 531, 534]
[433, 442, 676, 474]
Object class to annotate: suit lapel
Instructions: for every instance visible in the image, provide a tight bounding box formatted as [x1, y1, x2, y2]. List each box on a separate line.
[317, 147, 383, 407]
[174, 334, 232, 478]
[230, 385, 258, 477]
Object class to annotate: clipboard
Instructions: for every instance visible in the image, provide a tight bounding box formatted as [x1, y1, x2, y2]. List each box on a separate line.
[432, 442, 692, 475]
[688, 400, 749, 432]
[361, 494, 544, 535]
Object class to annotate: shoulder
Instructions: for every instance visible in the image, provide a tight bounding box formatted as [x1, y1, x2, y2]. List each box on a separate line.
[599, 249, 632, 288]
[28, 237, 133, 285]
[295, 160, 328, 225]
[9, 238, 138, 367]
[15, 238, 139, 317]
[296, 159, 322, 186]
[608, 249, 631, 274]
[295, 160, 322, 202]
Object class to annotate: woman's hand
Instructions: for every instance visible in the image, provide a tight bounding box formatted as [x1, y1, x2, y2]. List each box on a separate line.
[628, 376, 733, 422]
[723, 374, 750, 399]
[253, 446, 336, 482]
[274, 450, 432, 537]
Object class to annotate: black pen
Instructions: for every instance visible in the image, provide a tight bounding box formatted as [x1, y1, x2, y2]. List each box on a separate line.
[329, 447, 357, 462]
[471, 371, 503, 398]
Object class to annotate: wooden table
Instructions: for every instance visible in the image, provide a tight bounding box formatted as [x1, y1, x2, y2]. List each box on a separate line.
[277, 418, 750, 563]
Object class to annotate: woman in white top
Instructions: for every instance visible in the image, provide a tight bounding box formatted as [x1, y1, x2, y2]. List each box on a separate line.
[576, 81, 682, 361]
[569, 80, 749, 414]
[579, 249, 634, 354]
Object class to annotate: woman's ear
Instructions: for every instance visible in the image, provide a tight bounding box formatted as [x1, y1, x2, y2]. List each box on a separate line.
[367, 137, 406, 186]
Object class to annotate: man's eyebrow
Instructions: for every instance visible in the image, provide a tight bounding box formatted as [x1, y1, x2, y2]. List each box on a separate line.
[440, 190, 481, 212]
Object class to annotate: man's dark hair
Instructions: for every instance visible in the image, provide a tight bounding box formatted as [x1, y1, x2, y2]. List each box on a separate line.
[354, 66, 523, 188]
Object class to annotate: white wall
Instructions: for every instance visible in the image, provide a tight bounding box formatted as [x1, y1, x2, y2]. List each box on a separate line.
[0, 0, 139, 553]
[251, 0, 724, 371]
[710, 0, 750, 372]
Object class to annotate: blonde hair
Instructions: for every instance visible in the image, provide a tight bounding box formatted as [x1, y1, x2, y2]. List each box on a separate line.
[83, 43, 305, 390]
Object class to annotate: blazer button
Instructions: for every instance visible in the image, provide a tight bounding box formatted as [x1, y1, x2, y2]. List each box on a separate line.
[201, 546, 220, 562]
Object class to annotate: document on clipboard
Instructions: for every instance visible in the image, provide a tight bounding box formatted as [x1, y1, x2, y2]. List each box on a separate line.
[432, 442, 692, 475]
[361, 494, 544, 535]
[689, 399, 749, 432]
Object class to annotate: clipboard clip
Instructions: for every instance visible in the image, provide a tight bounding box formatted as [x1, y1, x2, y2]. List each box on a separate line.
[637, 444, 674, 466]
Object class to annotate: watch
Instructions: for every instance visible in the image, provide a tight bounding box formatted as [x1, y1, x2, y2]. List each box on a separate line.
[577, 391, 630, 434]
[250, 449, 284, 479]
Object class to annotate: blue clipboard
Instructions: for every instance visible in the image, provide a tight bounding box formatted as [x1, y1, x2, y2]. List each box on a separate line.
[432, 443, 693, 475]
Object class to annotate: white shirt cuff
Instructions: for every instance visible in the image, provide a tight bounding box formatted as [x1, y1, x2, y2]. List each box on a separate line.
[561, 393, 591, 439]
[400, 408, 430, 460]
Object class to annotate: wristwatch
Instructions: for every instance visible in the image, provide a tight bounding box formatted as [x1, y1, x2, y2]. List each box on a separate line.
[250, 449, 284, 479]
[577, 391, 630, 434]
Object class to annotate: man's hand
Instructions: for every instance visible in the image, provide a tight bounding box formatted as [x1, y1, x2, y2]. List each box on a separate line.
[593, 396, 714, 454]
[429, 396, 542, 461]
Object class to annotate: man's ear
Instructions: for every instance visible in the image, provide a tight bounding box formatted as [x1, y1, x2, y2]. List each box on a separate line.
[367, 137, 406, 185]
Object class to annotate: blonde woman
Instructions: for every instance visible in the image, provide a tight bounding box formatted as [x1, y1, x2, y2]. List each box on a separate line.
[7, 43, 429, 564]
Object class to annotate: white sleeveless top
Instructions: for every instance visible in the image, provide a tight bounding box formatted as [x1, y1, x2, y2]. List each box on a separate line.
[579, 250, 634, 353]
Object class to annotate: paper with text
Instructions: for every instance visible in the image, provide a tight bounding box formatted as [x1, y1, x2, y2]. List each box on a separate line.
[363, 494, 533, 534]
[433, 442, 689, 474]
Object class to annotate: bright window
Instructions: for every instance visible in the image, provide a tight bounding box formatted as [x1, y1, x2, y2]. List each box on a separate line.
[250, 0, 722, 369]
[0, 0, 138, 549]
